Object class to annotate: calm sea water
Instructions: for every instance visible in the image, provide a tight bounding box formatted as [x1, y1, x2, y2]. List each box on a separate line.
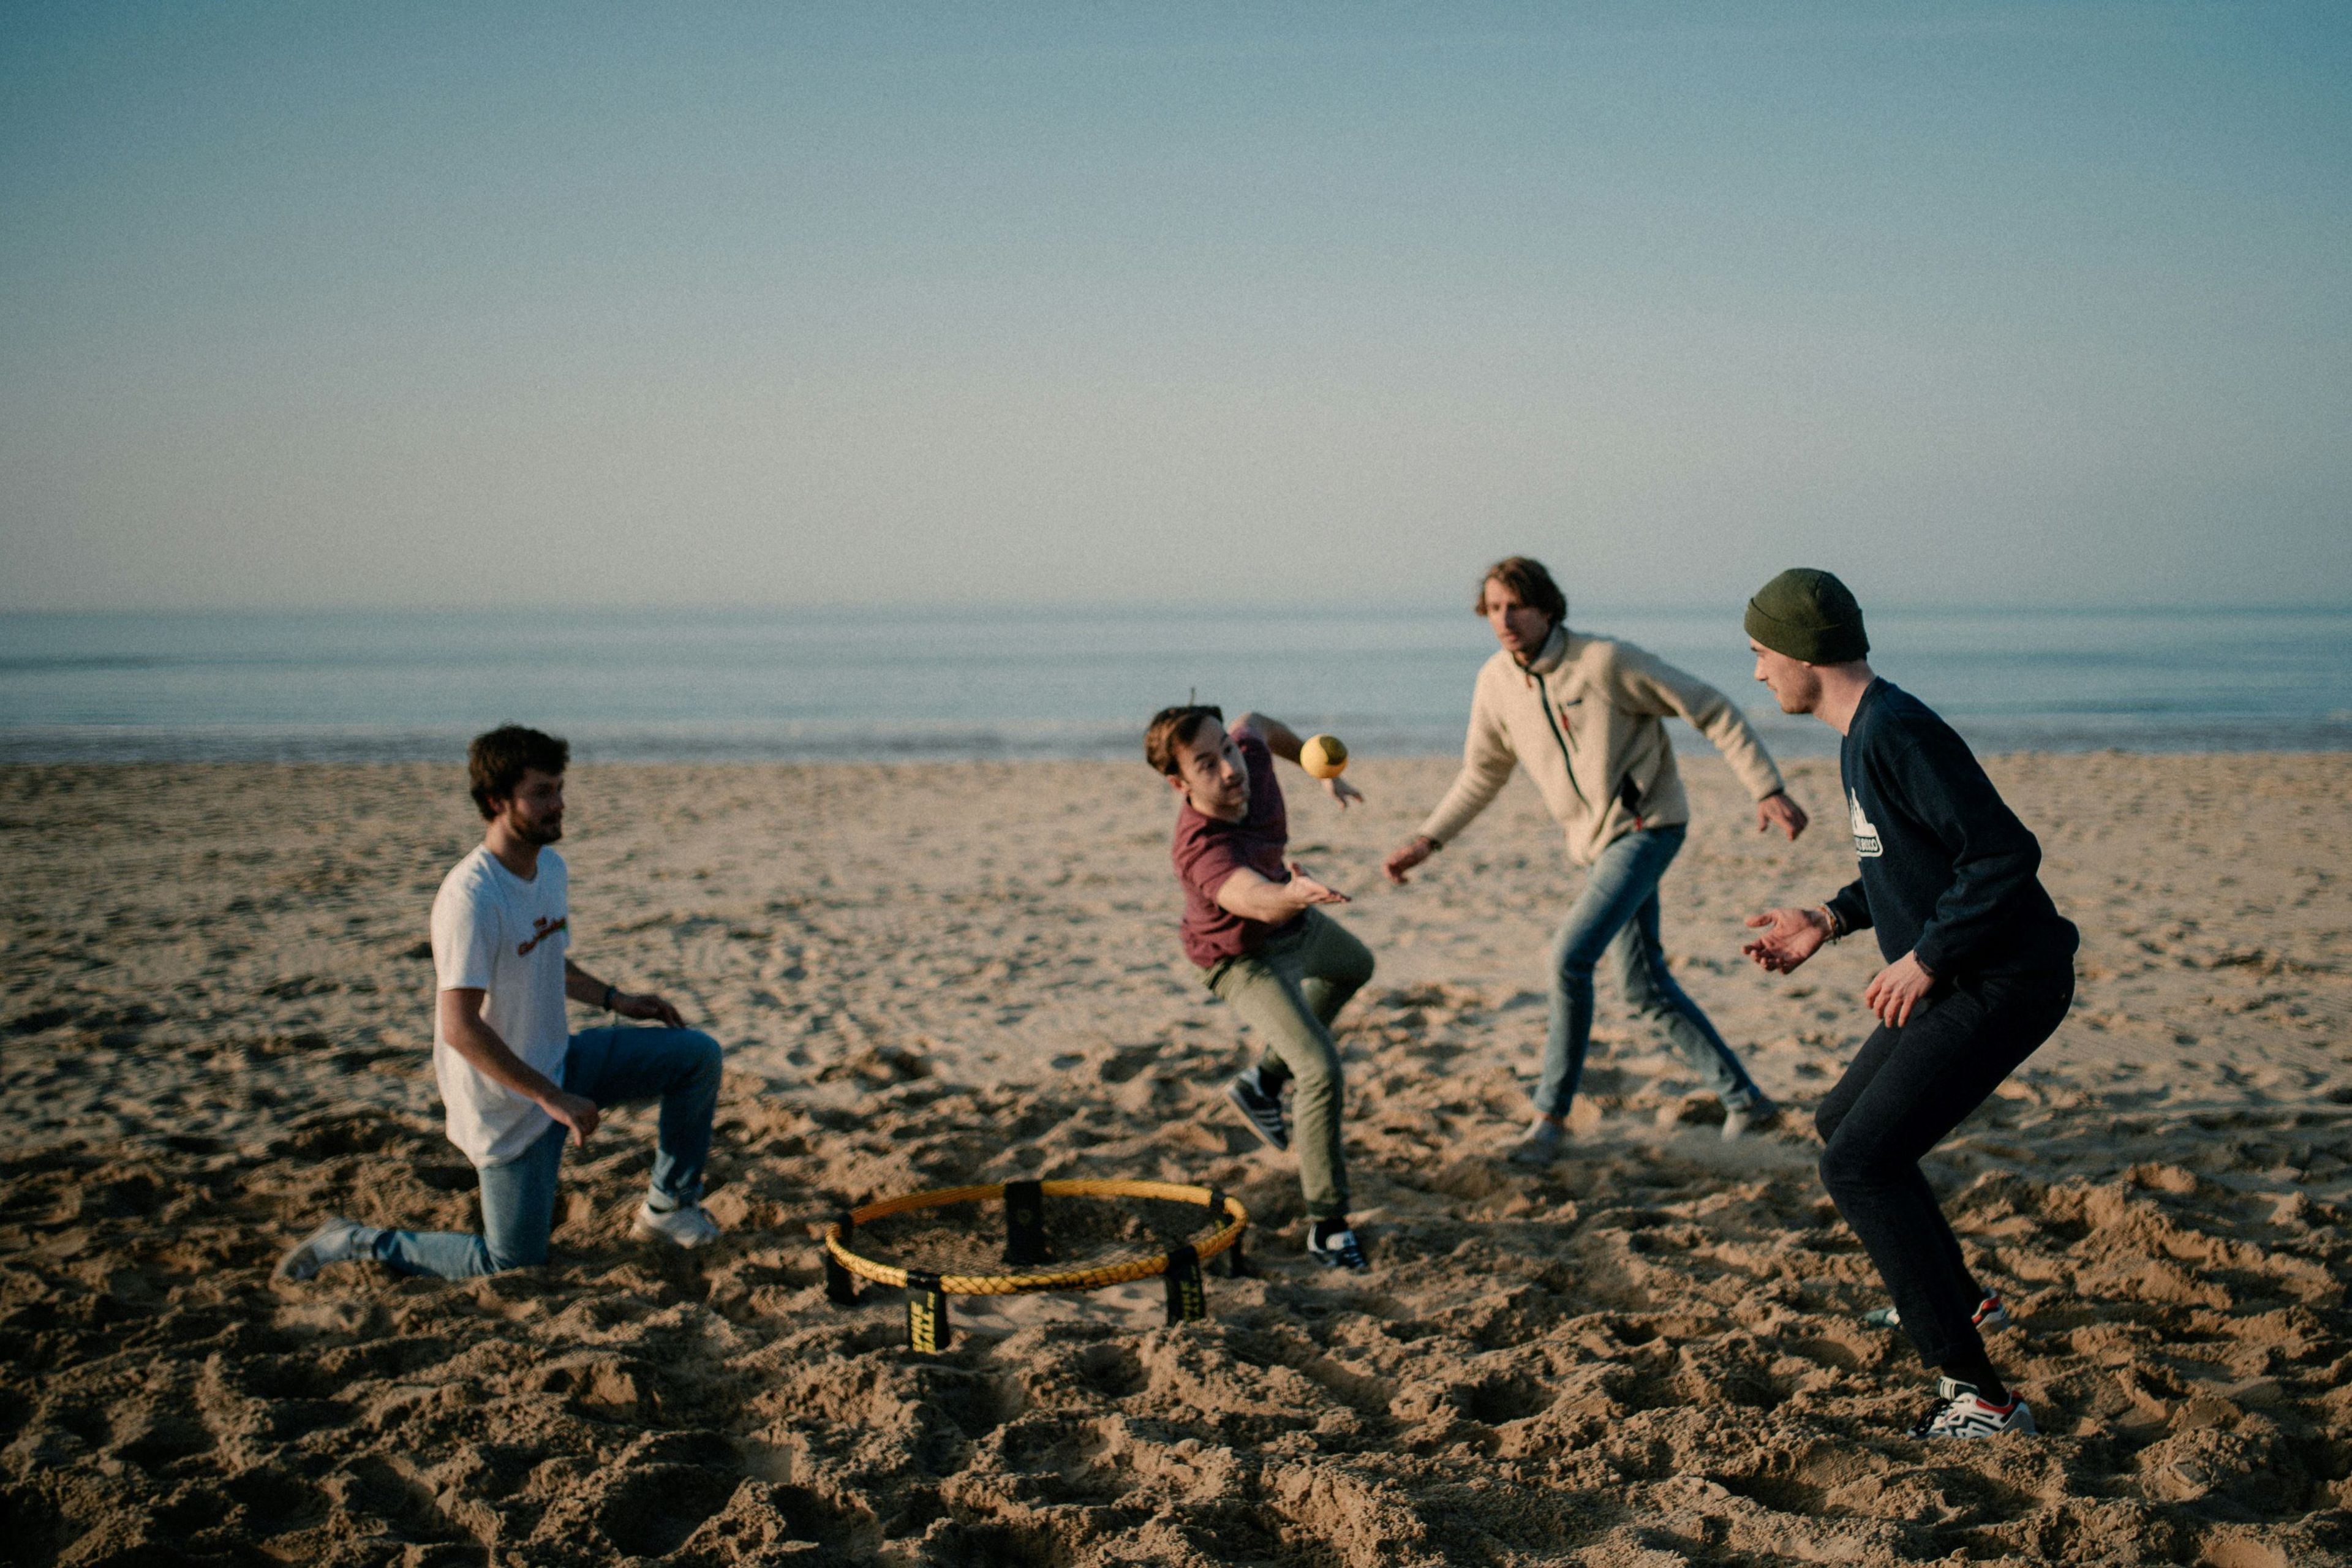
[1, 605, 2346, 763]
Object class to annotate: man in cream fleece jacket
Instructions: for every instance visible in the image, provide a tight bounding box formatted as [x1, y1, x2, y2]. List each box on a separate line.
[1384, 556, 1808, 1161]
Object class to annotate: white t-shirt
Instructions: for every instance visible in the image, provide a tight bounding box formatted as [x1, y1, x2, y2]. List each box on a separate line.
[429, 845, 573, 1166]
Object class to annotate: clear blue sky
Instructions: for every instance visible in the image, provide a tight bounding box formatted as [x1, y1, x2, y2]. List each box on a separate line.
[3, 2, 2346, 611]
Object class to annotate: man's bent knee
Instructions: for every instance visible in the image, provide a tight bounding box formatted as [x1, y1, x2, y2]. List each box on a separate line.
[1817, 1137, 1898, 1200]
[1284, 1042, 1343, 1096]
[483, 1235, 549, 1273]
[1815, 1152, 1855, 1205]
[1622, 983, 1678, 1023]
[655, 1028, 724, 1095]
[1552, 946, 1601, 985]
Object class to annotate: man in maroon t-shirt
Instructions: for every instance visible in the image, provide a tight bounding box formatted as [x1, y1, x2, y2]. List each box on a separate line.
[1146, 703, 1376, 1272]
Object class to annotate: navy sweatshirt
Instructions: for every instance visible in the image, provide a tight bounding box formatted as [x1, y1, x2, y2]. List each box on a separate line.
[1824, 680, 2078, 978]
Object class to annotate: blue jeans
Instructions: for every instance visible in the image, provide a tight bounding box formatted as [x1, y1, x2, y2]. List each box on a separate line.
[1534, 826, 1763, 1118]
[368, 1025, 724, 1279]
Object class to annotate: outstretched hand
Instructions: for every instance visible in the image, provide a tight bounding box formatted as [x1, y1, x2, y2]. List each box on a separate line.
[1383, 835, 1436, 885]
[1756, 790, 1808, 842]
[1741, 907, 1828, 973]
[1285, 859, 1351, 907]
[1325, 776, 1365, 809]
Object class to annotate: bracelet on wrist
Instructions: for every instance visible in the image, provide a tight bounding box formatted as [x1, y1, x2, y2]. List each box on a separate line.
[601, 984, 617, 1011]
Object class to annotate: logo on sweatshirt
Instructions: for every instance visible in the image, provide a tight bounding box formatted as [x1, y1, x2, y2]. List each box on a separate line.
[1849, 790, 1883, 858]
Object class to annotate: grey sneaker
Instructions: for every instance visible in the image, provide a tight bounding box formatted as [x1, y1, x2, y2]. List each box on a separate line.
[633, 1199, 722, 1249]
[276, 1216, 371, 1281]
[1721, 1099, 1782, 1141]
[1504, 1117, 1566, 1166]
[1224, 1068, 1290, 1152]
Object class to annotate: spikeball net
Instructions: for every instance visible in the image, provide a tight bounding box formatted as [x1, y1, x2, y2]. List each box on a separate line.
[820, 1178, 1251, 1351]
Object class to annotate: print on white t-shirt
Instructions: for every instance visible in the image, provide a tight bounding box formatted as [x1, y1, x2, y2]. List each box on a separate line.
[429, 846, 573, 1166]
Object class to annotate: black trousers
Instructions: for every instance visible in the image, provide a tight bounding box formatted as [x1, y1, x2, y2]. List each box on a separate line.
[1814, 965, 2073, 1366]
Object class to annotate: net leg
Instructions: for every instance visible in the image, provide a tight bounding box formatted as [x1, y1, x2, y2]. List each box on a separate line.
[1208, 1188, 1252, 1278]
[1003, 1178, 1049, 1267]
[1164, 1243, 1207, 1325]
[824, 1212, 858, 1306]
[905, 1268, 951, 1352]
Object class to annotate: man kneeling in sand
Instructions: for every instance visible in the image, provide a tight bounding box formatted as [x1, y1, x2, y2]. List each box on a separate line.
[1147, 704, 1376, 1272]
[279, 725, 726, 1280]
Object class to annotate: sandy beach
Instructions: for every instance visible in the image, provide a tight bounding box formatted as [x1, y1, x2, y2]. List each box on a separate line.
[4, 751, 2350, 1566]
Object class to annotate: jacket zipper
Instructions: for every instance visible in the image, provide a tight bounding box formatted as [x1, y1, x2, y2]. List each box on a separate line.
[1531, 669, 1588, 806]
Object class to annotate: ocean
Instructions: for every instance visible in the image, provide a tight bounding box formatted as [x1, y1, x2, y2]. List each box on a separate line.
[1, 605, 2346, 764]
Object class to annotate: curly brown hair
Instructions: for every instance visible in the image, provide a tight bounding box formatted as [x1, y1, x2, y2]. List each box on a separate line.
[1476, 556, 1566, 626]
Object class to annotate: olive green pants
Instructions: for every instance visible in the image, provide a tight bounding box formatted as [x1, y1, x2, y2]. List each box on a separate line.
[1203, 908, 1375, 1220]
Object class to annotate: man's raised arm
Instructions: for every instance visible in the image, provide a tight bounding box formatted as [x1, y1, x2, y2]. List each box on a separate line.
[1232, 712, 1363, 808]
[564, 959, 685, 1028]
[1388, 698, 1516, 883]
[1611, 645, 1807, 842]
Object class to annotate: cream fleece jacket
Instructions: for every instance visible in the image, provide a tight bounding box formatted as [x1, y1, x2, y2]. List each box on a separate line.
[1418, 624, 1786, 867]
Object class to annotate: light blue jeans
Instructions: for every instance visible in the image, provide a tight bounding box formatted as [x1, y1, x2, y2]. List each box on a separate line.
[1534, 826, 1765, 1118]
[367, 1025, 724, 1278]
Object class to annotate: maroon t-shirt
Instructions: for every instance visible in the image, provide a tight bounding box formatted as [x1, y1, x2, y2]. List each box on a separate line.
[1171, 728, 1302, 969]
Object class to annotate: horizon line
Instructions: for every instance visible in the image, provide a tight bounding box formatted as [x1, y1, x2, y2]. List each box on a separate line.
[5, 597, 2350, 620]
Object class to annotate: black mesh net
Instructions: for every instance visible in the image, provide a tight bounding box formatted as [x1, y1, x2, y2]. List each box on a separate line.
[850, 1193, 1215, 1279]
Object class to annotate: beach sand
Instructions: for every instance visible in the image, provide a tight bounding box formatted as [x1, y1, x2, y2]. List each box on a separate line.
[4, 752, 2350, 1566]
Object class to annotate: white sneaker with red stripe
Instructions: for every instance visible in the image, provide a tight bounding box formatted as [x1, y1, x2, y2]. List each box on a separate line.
[1911, 1376, 2036, 1440]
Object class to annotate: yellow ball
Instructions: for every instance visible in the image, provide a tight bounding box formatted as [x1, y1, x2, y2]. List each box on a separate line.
[1300, 733, 1349, 779]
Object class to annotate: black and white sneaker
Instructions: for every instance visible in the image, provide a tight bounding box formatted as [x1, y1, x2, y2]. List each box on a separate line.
[1910, 1376, 2035, 1440]
[1305, 1220, 1369, 1273]
[1863, 1291, 2010, 1333]
[1224, 1068, 1289, 1152]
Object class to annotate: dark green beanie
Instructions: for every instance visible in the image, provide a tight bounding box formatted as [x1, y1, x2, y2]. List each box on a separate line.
[1744, 568, 1869, 665]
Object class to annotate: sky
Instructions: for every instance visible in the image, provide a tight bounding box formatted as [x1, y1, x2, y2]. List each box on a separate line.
[2, 2, 2347, 612]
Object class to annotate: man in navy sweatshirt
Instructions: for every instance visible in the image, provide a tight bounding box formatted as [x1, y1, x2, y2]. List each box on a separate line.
[1738, 568, 2077, 1442]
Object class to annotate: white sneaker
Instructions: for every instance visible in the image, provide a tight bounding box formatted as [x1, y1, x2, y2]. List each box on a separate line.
[1504, 1117, 1566, 1166]
[1912, 1376, 2035, 1439]
[633, 1199, 722, 1249]
[1721, 1099, 1782, 1141]
[276, 1216, 371, 1281]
